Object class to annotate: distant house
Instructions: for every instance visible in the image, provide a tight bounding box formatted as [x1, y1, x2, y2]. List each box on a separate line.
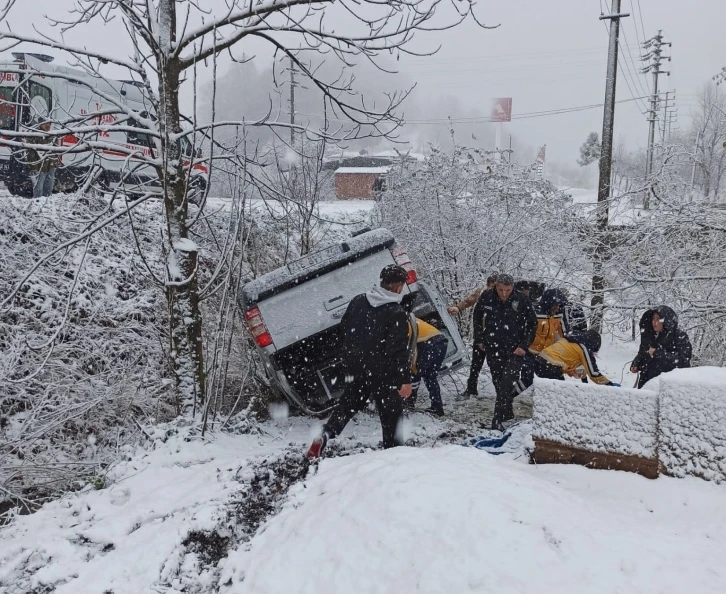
[334, 166, 390, 200]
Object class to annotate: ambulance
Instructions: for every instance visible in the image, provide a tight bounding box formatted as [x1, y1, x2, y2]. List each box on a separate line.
[0, 52, 207, 197]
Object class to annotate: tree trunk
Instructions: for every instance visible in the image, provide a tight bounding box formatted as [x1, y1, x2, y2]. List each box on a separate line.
[159, 1, 206, 416]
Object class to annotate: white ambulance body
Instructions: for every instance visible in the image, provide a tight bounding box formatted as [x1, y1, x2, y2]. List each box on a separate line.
[0, 53, 207, 197]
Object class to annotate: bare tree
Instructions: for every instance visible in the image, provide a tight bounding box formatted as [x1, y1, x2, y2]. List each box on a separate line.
[0, 0, 487, 415]
[691, 83, 726, 200]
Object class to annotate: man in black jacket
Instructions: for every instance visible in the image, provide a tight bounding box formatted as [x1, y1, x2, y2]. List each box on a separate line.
[473, 274, 537, 431]
[307, 265, 414, 458]
[631, 306, 692, 389]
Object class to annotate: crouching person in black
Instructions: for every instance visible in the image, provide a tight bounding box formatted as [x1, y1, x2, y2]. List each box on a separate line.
[307, 265, 414, 458]
[631, 306, 692, 389]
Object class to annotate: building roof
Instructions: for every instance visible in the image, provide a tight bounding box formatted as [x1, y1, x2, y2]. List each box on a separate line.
[334, 167, 390, 174]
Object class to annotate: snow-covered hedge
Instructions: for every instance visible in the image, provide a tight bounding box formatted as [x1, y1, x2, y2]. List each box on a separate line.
[0, 192, 287, 503]
[658, 368, 726, 483]
[532, 379, 659, 459]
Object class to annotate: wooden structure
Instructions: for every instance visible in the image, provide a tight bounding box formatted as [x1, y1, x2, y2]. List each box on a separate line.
[334, 167, 389, 200]
[532, 439, 660, 479]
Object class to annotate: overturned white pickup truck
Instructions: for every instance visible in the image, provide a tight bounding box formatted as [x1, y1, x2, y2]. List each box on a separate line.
[240, 228, 469, 415]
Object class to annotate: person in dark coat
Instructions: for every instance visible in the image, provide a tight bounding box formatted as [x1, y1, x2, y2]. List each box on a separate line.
[447, 274, 497, 399]
[473, 273, 537, 431]
[560, 289, 588, 333]
[630, 306, 692, 389]
[307, 265, 414, 458]
[25, 118, 58, 198]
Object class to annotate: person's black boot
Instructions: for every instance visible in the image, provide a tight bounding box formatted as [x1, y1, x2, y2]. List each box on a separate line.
[424, 406, 445, 417]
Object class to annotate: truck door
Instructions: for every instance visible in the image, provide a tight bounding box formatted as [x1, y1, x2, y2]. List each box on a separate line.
[416, 281, 470, 375]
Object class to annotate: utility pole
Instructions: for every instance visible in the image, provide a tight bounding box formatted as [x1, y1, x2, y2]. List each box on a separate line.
[690, 129, 701, 202]
[288, 57, 296, 146]
[590, 1, 629, 333]
[657, 90, 677, 142]
[642, 30, 671, 209]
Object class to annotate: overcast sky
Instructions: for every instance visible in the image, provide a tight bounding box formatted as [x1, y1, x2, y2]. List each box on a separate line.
[4, 0, 724, 166]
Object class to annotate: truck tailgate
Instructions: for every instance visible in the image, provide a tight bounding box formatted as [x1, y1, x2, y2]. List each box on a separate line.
[258, 248, 397, 350]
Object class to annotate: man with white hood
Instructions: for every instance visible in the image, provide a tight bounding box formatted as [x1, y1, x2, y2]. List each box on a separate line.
[307, 265, 414, 458]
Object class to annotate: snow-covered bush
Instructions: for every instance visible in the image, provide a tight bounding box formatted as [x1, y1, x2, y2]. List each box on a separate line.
[0, 193, 287, 503]
[0, 195, 168, 502]
[377, 145, 582, 335]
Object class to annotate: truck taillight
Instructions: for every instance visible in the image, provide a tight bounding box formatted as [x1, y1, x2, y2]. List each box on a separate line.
[245, 307, 273, 348]
[391, 248, 418, 285]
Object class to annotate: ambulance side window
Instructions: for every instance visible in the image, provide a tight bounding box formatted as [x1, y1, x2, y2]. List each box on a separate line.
[126, 111, 155, 148]
[21, 81, 53, 125]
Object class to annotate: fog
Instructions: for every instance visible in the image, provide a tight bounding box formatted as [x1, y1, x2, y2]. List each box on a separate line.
[2, 0, 723, 182]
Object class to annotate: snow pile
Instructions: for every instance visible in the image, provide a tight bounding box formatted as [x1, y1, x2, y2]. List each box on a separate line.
[658, 367, 726, 483]
[531, 378, 658, 459]
[220, 445, 726, 594]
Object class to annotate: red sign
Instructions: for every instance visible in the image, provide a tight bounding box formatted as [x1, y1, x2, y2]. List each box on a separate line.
[491, 97, 512, 123]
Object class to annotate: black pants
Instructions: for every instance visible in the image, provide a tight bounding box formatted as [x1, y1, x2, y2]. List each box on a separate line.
[636, 361, 670, 389]
[488, 353, 526, 428]
[466, 344, 487, 394]
[324, 380, 404, 449]
[515, 353, 565, 395]
[412, 335, 449, 409]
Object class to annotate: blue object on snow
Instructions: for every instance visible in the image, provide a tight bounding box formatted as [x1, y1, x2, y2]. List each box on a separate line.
[467, 432, 511, 450]
[610, 382, 622, 387]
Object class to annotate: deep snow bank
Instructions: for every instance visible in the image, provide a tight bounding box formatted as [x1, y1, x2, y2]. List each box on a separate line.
[532, 378, 658, 458]
[221, 445, 726, 594]
[658, 367, 726, 482]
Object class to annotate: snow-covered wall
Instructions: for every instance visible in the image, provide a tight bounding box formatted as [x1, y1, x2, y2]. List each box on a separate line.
[532, 379, 659, 459]
[658, 368, 726, 483]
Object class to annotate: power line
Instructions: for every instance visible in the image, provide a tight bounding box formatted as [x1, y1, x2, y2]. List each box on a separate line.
[619, 16, 651, 98]
[296, 96, 649, 126]
[403, 44, 639, 67]
[602, 1, 650, 115]
[635, 0, 648, 41]
[405, 57, 616, 77]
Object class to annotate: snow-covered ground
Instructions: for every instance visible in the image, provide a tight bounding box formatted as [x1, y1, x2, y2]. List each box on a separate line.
[229, 443, 726, 594]
[206, 196, 376, 219]
[2, 335, 722, 594]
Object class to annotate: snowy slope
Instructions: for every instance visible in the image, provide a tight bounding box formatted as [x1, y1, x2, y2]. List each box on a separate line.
[1, 413, 724, 594]
[223, 445, 726, 594]
[2, 337, 719, 594]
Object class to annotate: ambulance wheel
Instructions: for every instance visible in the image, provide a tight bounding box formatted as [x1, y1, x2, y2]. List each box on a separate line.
[6, 181, 32, 198]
